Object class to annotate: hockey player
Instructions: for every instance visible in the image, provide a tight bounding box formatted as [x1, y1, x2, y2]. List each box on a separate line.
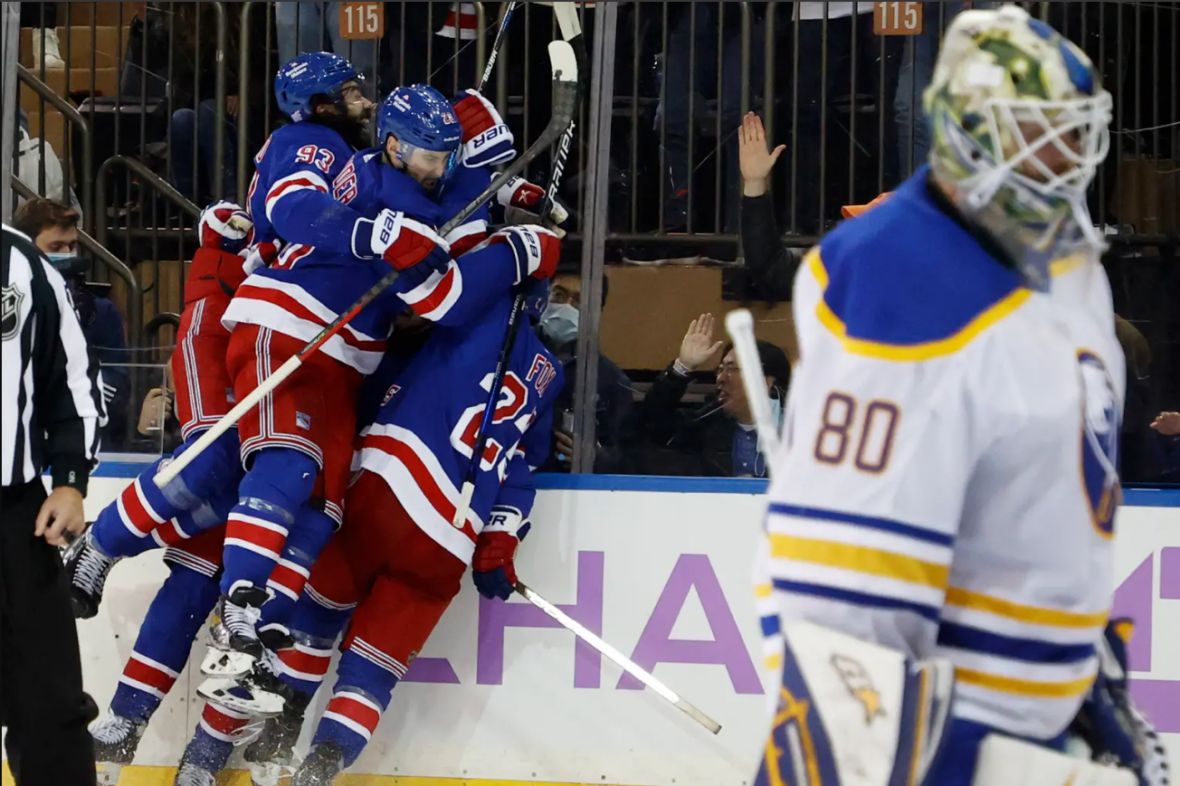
[65, 50, 379, 616]
[283, 278, 562, 784]
[205, 81, 562, 682]
[65, 201, 253, 618]
[753, 7, 1162, 786]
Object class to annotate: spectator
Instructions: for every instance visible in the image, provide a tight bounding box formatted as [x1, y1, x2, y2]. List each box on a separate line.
[894, 2, 997, 175]
[135, 385, 182, 455]
[1151, 412, 1180, 483]
[659, 4, 777, 234]
[537, 272, 634, 473]
[738, 112, 796, 301]
[631, 313, 790, 478]
[11, 199, 131, 446]
[168, 3, 269, 203]
[738, 113, 889, 300]
[1116, 315, 1165, 483]
[786, 1, 879, 234]
[276, 2, 376, 81]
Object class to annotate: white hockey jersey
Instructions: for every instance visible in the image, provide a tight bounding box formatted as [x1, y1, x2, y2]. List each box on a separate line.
[757, 170, 1125, 743]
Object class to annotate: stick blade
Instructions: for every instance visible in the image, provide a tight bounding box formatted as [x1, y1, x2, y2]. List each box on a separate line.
[547, 40, 577, 83]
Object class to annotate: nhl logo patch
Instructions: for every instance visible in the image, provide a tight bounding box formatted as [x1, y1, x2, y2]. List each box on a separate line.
[2, 284, 24, 341]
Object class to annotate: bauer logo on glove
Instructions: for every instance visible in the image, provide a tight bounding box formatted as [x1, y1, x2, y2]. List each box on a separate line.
[453, 89, 516, 168]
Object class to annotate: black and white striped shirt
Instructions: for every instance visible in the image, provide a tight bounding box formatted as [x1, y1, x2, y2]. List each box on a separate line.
[2, 223, 106, 493]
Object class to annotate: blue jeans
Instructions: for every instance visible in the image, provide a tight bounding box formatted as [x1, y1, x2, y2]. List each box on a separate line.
[659, 4, 764, 232]
[276, 2, 376, 79]
[893, 2, 996, 174]
[170, 99, 238, 203]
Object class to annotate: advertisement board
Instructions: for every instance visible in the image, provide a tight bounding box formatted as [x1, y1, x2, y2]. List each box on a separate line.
[53, 472, 1180, 783]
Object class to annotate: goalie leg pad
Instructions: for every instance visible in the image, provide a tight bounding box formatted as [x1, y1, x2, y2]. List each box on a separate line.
[755, 621, 954, 786]
[971, 733, 1138, 786]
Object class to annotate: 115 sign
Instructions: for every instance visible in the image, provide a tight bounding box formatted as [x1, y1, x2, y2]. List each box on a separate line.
[340, 2, 384, 39]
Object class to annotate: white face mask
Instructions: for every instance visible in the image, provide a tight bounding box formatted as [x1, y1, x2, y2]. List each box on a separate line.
[540, 302, 579, 346]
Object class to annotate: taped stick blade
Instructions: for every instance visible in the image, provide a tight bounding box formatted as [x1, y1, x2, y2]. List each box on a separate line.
[548, 40, 578, 84]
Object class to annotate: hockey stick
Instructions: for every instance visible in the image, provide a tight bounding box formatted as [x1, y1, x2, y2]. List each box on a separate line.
[451, 3, 584, 527]
[154, 41, 580, 490]
[478, 2, 518, 91]
[724, 310, 782, 469]
[515, 582, 723, 735]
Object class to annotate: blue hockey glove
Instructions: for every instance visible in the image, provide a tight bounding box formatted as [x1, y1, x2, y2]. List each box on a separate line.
[1069, 619, 1171, 786]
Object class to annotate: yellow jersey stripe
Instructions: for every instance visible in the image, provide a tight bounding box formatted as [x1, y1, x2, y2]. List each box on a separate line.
[770, 534, 950, 589]
[806, 250, 1032, 362]
[754, 583, 773, 598]
[945, 587, 1108, 629]
[765, 653, 783, 672]
[956, 667, 1095, 699]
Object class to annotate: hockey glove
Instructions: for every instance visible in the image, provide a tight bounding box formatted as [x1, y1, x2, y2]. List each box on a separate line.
[198, 201, 253, 254]
[453, 89, 516, 168]
[355, 208, 453, 274]
[471, 506, 531, 601]
[1069, 620, 1171, 786]
[497, 176, 570, 228]
[488, 225, 561, 285]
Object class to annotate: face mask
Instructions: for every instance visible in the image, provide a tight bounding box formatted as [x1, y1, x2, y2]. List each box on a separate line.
[540, 302, 579, 346]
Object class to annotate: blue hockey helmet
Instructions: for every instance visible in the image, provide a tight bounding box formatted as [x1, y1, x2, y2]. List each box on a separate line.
[274, 52, 362, 121]
[522, 278, 551, 325]
[377, 85, 462, 180]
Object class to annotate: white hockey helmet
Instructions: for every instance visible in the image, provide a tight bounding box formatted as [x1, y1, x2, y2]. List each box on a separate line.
[924, 4, 1112, 290]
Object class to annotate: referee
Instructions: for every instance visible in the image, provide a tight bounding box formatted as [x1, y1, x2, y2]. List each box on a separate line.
[2, 222, 106, 785]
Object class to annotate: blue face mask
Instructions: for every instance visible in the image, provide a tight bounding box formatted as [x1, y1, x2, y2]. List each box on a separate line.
[539, 302, 579, 347]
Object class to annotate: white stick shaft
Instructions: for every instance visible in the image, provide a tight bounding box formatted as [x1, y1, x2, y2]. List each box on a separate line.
[152, 354, 304, 488]
[452, 481, 475, 528]
[516, 583, 722, 735]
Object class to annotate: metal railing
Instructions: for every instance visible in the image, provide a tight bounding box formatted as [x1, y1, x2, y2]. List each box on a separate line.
[17, 64, 95, 232]
[11, 174, 144, 351]
[6, 2, 1177, 481]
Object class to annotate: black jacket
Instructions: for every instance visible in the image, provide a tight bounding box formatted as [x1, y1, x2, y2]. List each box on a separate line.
[740, 192, 801, 301]
[629, 363, 760, 478]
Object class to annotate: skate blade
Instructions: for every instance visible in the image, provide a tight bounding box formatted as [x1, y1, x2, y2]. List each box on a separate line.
[95, 762, 123, 786]
[249, 759, 297, 786]
[198, 677, 286, 717]
[200, 646, 256, 677]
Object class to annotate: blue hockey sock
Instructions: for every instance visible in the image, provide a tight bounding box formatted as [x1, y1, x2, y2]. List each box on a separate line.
[259, 507, 337, 636]
[276, 589, 353, 697]
[110, 563, 221, 723]
[312, 649, 399, 767]
[221, 448, 318, 596]
[92, 430, 241, 558]
[183, 702, 255, 772]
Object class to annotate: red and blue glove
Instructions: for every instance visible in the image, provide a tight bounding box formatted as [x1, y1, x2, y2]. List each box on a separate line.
[453, 89, 516, 169]
[497, 176, 570, 228]
[488, 225, 561, 285]
[198, 200, 253, 253]
[354, 208, 453, 279]
[471, 506, 531, 601]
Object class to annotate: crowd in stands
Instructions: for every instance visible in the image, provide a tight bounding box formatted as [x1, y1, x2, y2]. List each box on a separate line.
[15, 1, 1179, 483]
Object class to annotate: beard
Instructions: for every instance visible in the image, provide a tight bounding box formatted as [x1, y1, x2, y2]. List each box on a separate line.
[310, 111, 371, 151]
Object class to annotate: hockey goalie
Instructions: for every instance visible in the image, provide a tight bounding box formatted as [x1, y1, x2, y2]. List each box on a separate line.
[752, 6, 1169, 786]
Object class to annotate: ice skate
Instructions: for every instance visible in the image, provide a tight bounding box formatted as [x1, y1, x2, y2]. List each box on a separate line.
[200, 584, 268, 678]
[245, 688, 311, 785]
[172, 752, 217, 786]
[290, 740, 346, 786]
[90, 712, 145, 785]
[64, 525, 119, 619]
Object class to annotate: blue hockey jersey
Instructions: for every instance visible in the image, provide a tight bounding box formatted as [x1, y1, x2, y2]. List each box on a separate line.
[226, 145, 524, 374]
[356, 294, 562, 564]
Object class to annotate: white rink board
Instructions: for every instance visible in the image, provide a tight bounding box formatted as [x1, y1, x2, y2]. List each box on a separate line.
[72, 477, 1180, 785]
